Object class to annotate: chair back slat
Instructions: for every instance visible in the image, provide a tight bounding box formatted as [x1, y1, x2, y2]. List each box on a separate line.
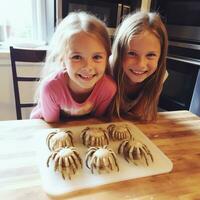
[10, 47, 46, 62]
[20, 103, 37, 108]
[17, 77, 40, 81]
[9, 46, 46, 120]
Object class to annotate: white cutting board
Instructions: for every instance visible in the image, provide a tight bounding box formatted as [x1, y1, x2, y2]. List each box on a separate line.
[35, 121, 173, 197]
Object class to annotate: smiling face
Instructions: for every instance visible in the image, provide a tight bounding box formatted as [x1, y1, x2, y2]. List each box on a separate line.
[64, 31, 107, 94]
[123, 30, 161, 85]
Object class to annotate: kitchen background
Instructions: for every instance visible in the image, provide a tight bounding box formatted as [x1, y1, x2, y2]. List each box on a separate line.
[152, 0, 200, 116]
[0, 0, 199, 120]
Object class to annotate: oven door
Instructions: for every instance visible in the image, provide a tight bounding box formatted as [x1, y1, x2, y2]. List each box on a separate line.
[159, 57, 199, 110]
[63, 0, 119, 27]
[159, 42, 200, 111]
[57, 0, 131, 36]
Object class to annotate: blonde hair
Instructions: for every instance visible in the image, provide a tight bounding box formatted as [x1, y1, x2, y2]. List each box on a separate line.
[111, 11, 168, 121]
[35, 11, 111, 100]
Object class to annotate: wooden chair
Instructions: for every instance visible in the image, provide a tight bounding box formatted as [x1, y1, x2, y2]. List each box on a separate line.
[9, 46, 46, 120]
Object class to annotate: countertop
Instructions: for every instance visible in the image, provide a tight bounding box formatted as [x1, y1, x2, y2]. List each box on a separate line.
[0, 110, 200, 200]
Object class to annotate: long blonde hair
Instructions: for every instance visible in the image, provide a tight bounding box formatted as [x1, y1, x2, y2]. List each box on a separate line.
[35, 11, 111, 100]
[111, 11, 168, 121]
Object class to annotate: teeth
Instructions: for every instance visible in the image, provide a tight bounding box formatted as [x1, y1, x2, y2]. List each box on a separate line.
[78, 74, 95, 79]
[130, 69, 146, 74]
[134, 71, 144, 74]
[82, 75, 91, 78]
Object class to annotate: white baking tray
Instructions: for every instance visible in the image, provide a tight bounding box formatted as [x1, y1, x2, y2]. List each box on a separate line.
[35, 121, 173, 197]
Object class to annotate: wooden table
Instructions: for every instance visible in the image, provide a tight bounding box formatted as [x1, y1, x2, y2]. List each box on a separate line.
[0, 110, 200, 200]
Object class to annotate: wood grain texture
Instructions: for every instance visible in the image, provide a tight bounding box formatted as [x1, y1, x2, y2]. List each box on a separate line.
[0, 111, 200, 200]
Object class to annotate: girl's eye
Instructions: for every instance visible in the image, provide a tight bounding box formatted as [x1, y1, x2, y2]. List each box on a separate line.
[127, 51, 136, 57]
[147, 53, 157, 59]
[71, 55, 82, 60]
[93, 55, 103, 61]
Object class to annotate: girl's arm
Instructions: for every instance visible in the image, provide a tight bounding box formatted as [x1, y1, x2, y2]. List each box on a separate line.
[40, 82, 60, 122]
[94, 77, 117, 117]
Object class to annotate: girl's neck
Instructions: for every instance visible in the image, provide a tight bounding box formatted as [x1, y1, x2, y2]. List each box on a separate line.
[69, 88, 92, 103]
[67, 75, 93, 103]
[124, 76, 143, 99]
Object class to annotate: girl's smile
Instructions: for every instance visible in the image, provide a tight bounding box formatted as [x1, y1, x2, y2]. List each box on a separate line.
[123, 30, 161, 84]
[76, 73, 96, 81]
[76, 67, 96, 81]
[129, 69, 148, 75]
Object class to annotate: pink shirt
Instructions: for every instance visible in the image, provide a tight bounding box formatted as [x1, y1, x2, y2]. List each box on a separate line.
[30, 70, 116, 122]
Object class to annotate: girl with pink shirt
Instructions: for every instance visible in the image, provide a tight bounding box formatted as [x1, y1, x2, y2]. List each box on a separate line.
[30, 12, 116, 122]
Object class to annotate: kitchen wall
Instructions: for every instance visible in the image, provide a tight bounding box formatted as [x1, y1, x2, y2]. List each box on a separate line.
[0, 51, 42, 120]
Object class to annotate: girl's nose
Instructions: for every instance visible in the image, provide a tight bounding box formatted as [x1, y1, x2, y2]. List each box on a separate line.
[137, 57, 147, 68]
[83, 58, 94, 69]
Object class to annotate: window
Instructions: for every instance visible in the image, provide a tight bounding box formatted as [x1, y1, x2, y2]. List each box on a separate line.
[0, 0, 46, 48]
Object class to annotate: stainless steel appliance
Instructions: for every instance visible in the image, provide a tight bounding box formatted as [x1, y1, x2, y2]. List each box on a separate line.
[151, 0, 200, 115]
[45, 0, 142, 42]
[55, 0, 137, 36]
[151, 0, 200, 43]
[159, 41, 200, 112]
